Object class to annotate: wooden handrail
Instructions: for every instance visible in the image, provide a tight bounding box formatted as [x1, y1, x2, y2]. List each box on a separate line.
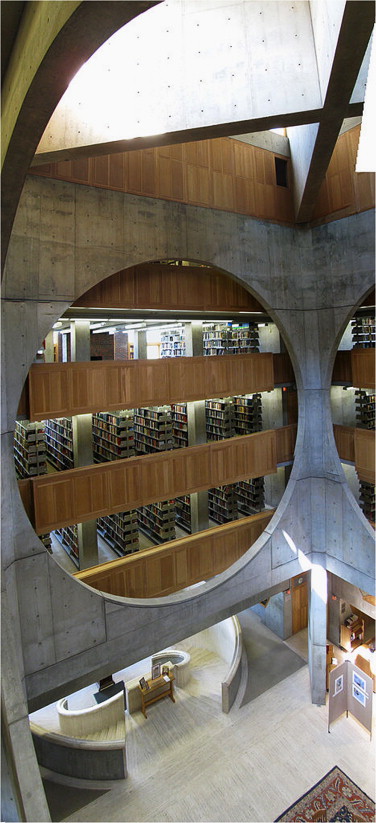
[74, 511, 275, 598]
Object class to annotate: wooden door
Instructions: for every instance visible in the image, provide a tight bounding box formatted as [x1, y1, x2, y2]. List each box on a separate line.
[292, 573, 308, 633]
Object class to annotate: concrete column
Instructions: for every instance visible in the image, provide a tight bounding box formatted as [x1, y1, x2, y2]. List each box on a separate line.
[185, 321, 203, 357]
[44, 330, 54, 363]
[134, 329, 147, 360]
[308, 564, 328, 705]
[70, 321, 98, 569]
[70, 319, 91, 362]
[184, 322, 209, 530]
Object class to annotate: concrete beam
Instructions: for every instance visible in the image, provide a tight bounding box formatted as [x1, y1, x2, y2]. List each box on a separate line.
[1, 0, 159, 272]
[290, 1, 374, 222]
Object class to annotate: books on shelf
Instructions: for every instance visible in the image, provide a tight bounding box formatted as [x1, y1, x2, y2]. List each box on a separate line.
[351, 316, 375, 348]
[138, 501, 176, 542]
[175, 495, 191, 532]
[355, 390, 375, 430]
[54, 524, 79, 567]
[14, 420, 47, 478]
[92, 410, 134, 462]
[203, 322, 260, 356]
[206, 397, 234, 441]
[233, 394, 263, 435]
[134, 406, 173, 454]
[358, 479, 375, 523]
[97, 510, 139, 556]
[236, 477, 265, 515]
[208, 484, 238, 524]
[171, 403, 188, 448]
[160, 328, 186, 358]
[45, 417, 74, 470]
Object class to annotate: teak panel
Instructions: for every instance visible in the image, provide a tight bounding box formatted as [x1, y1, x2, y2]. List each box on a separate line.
[354, 428, 375, 484]
[74, 511, 275, 598]
[351, 348, 375, 390]
[332, 350, 352, 384]
[312, 125, 375, 223]
[333, 424, 355, 463]
[31, 136, 295, 225]
[275, 424, 297, 464]
[30, 431, 277, 533]
[272, 352, 295, 385]
[74, 262, 264, 312]
[27, 352, 274, 420]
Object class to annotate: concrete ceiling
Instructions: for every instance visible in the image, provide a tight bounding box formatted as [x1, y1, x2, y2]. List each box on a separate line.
[1, 0, 374, 272]
[32, 1, 374, 223]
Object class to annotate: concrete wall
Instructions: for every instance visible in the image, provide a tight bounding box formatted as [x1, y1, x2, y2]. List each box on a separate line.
[252, 590, 292, 640]
[1, 175, 375, 715]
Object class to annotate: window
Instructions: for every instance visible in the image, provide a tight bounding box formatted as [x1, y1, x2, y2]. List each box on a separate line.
[275, 157, 288, 187]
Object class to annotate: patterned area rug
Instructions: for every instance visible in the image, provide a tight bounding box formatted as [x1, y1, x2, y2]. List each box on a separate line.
[275, 766, 375, 821]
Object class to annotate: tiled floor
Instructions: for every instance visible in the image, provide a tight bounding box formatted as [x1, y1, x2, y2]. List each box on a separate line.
[33, 621, 375, 823]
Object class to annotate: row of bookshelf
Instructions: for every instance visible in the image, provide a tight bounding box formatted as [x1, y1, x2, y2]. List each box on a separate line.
[351, 316, 375, 348]
[14, 421, 47, 478]
[209, 478, 265, 524]
[359, 480, 375, 523]
[354, 390, 375, 430]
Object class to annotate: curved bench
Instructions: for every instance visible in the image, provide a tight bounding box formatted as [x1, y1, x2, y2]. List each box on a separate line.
[57, 689, 125, 737]
[30, 723, 127, 782]
[151, 649, 191, 687]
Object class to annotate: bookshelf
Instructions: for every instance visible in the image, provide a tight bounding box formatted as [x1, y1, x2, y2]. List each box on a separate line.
[92, 410, 134, 462]
[355, 390, 375, 429]
[236, 477, 265, 515]
[138, 501, 176, 543]
[160, 328, 186, 357]
[14, 421, 51, 552]
[55, 524, 79, 567]
[134, 406, 174, 454]
[171, 403, 188, 448]
[208, 484, 238, 524]
[351, 315, 375, 348]
[45, 417, 74, 470]
[203, 322, 260, 356]
[206, 397, 234, 440]
[233, 394, 263, 435]
[175, 495, 191, 532]
[97, 511, 139, 556]
[359, 480, 375, 523]
[14, 420, 47, 478]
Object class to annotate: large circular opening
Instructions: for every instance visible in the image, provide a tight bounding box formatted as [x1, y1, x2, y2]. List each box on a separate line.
[15, 260, 297, 598]
[330, 288, 375, 524]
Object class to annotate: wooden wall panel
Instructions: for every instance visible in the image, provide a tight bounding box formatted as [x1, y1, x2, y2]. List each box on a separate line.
[272, 352, 295, 385]
[31, 136, 294, 225]
[275, 424, 297, 464]
[27, 352, 274, 420]
[74, 263, 264, 312]
[354, 429, 375, 484]
[30, 431, 277, 534]
[333, 424, 355, 463]
[351, 348, 375, 390]
[312, 125, 375, 223]
[332, 350, 352, 384]
[334, 424, 375, 484]
[74, 511, 274, 598]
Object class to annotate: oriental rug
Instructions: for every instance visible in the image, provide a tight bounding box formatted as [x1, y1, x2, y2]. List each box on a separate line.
[275, 766, 375, 822]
